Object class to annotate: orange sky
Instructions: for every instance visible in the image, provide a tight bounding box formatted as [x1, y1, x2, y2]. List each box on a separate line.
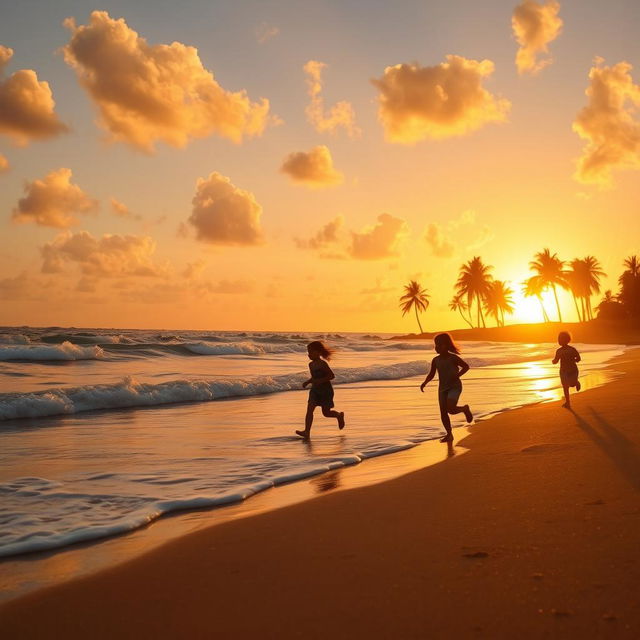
[0, 1, 639, 332]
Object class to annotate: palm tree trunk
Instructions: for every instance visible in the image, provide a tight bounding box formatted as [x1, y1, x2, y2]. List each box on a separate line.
[586, 296, 593, 321]
[580, 297, 586, 322]
[458, 308, 474, 329]
[537, 296, 550, 322]
[572, 294, 582, 323]
[552, 284, 562, 322]
[477, 294, 486, 328]
[414, 305, 424, 334]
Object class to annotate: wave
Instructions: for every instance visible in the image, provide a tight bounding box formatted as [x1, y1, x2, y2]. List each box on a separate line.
[0, 341, 104, 362]
[0, 333, 31, 345]
[0, 360, 428, 421]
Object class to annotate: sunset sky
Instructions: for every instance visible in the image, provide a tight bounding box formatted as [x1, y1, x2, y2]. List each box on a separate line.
[1, 0, 638, 332]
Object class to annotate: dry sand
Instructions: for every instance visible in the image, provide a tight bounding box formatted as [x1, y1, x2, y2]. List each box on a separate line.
[1, 349, 639, 638]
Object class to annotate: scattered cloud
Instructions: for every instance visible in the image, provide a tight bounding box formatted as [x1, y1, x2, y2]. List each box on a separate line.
[12, 168, 98, 228]
[205, 279, 254, 294]
[304, 60, 359, 137]
[573, 59, 640, 186]
[424, 223, 455, 258]
[423, 210, 493, 258]
[0, 45, 68, 145]
[188, 172, 264, 245]
[255, 22, 279, 44]
[62, 11, 274, 151]
[41, 230, 169, 278]
[182, 259, 206, 279]
[0, 271, 53, 301]
[512, 0, 563, 75]
[280, 145, 344, 187]
[360, 278, 395, 295]
[0, 152, 8, 173]
[371, 55, 510, 143]
[110, 197, 142, 221]
[349, 213, 408, 260]
[295, 216, 344, 251]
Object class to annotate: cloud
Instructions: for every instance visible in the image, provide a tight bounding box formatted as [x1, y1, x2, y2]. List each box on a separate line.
[0, 152, 8, 173]
[0, 271, 45, 301]
[424, 223, 455, 258]
[423, 210, 493, 258]
[573, 59, 640, 186]
[41, 230, 169, 278]
[280, 145, 344, 187]
[371, 55, 510, 143]
[304, 60, 359, 137]
[0, 45, 68, 145]
[205, 279, 254, 294]
[349, 213, 408, 260]
[110, 197, 142, 221]
[12, 168, 98, 228]
[182, 259, 206, 279]
[188, 172, 264, 245]
[295, 216, 344, 250]
[255, 23, 279, 44]
[62, 11, 274, 151]
[512, 1, 563, 75]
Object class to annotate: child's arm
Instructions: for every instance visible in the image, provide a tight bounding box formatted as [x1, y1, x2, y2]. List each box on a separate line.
[552, 348, 560, 364]
[420, 359, 436, 392]
[310, 361, 335, 386]
[455, 355, 470, 378]
[302, 363, 314, 388]
[574, 348, 581, 363]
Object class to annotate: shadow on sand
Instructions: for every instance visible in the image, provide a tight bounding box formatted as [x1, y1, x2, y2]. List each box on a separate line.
[572, 406, 640, 490]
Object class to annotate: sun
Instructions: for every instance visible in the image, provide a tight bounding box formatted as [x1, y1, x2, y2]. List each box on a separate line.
[509, 280, 558, 325]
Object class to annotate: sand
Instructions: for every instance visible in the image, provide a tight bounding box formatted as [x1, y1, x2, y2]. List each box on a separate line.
[2, 349, 640, 638]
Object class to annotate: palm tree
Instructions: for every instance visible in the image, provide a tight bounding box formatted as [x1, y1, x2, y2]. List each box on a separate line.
[618, 255, 640, 318]
[581, 256, 606, 320]
[399, 280, 430, 334]
[522, 275, 550, 322]
[529, 249, 566, 322]
[449, 293, 474, 328]
[565, 259, 587, 322]
[455, 257, 493, 328]
[484, 280, 515, 327]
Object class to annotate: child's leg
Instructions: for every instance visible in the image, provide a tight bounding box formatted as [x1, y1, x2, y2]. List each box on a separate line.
[296, 404, 315, 437]
[446, 390, 473, 423]
[321, 407, 345, 429]
[562, 384, 571, 408]
[438, 392, 452, 439]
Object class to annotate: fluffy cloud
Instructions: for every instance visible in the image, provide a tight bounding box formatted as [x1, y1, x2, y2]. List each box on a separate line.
[41, 230, 168, 277]
[295, 216, 344, 250]
[424, 223, 455, 258]
[62, 11, 273, 151]
[304, 60, 359, 137]
[350, 213, 408, 260]
[255, 23, 279, 44]
[371, 55, 510, 143]
[0, 45, 68, 145]
[12, 168, 98, 228]
[110, 197, 142, 221]
[573, 59, 640, 185]
[188, 172, 264, 245]
[280, 145, 344, 187]
[512, 1, 563, 75]
[0, 152, 8, 173]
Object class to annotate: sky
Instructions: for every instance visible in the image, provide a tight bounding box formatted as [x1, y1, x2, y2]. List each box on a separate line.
[0, 0, 638, 332]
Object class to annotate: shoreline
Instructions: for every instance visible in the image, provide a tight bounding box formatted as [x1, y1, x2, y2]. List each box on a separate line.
[2, 348, 639, 637]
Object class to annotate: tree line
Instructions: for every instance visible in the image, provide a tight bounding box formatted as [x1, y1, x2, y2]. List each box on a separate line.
[400, 251, 640, 332]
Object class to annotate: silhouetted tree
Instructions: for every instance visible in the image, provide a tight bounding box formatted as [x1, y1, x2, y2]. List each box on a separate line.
[455, 257, 493, 328]
[399, 280, 430, 334]
[484, 280, 515, 327]
[449, 293, 474, 328]
[523, 275, 550, 322]
[618, 255, 640, 319]
[529, 249, 565, 322]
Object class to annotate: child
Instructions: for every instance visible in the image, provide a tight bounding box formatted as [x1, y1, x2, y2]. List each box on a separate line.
[552, 331, 581, 409]
[296, 341, 345, 439]
[420, 333, 473, 442]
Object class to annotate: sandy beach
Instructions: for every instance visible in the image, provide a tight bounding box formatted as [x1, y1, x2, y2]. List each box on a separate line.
[1, 347, 638, 638]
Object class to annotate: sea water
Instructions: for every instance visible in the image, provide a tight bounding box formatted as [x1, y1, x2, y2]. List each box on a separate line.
[0, 327, 624, 559]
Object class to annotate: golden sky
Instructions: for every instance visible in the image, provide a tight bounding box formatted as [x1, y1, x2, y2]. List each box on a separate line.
[0, 1, 639, 332]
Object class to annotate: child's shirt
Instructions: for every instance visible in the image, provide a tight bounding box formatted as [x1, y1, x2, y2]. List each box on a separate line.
[433, 353, 464, 390]
[554, 345, 580, 373]
[309, 359, 333, 387]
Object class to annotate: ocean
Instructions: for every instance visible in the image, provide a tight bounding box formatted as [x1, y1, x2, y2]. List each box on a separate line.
[0, 327, 624, 562]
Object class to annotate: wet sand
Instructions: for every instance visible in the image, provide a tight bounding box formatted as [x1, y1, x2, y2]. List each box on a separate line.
[2, 349, 640, 638]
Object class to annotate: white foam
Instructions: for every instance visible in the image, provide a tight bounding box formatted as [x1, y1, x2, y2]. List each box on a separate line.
[0, 341, 104, 362]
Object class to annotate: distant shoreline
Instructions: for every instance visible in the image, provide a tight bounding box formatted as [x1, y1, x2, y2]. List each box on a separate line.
[390, 319, 640, 345]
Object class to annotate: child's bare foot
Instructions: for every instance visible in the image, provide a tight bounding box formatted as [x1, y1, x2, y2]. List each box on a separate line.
[463, 405, 473, 423]
[576, 380, 581, 391]
[338, 412, 345, 430]
[295, 429, 310, 439]
[440, 433, 453, 443]
[562, 403, 570, 409]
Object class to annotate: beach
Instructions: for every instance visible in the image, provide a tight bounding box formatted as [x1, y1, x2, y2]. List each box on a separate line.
[1, 346, 639, 637]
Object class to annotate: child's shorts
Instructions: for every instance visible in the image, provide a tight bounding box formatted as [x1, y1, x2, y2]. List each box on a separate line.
[308, 384, 335, 408]
[438, 385, 462, 405]
[560, 371, 579, 387]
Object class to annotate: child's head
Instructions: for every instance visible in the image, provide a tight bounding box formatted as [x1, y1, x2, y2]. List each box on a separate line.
[307, 340, 333, 360]
[558, 331, 571, 346]
[434, 333, 460, 355]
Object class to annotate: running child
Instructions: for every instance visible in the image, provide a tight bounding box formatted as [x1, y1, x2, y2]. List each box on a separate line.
[552, 331, 581, 409]
[420, 333, 473, 442]
[296, 341, 345, 439]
